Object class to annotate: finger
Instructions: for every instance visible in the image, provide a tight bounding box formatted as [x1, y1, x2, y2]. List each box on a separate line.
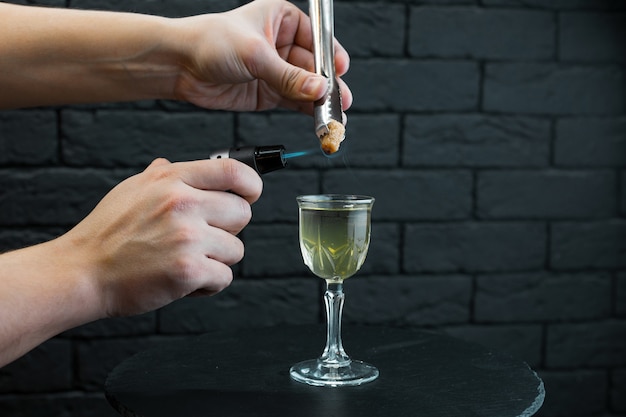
[277, 1, 314, 52]
[252, 39, 328, 102]
[337, 76, 353, 110]
[280, 43, 316, 73]
[334, 39, 350, 77]
[278, 42, 351, 110]
[187, 258, 235, 297]
[281, 41, 348, 80]
[281, 2, 350, 79]
[200, 191, 253, 235]
[201, 225, 246, 265]
[176, 158, 263, 204]
[277, 74, 352, 116]
[277, 63, 328, 102]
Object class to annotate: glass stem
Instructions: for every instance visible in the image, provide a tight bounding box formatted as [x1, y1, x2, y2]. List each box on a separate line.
[320, 281, 351, 368]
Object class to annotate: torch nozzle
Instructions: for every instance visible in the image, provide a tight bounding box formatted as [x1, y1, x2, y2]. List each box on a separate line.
[209, 145, 287, 175]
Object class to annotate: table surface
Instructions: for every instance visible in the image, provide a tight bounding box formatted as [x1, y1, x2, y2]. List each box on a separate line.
[105, 325, 545, 417]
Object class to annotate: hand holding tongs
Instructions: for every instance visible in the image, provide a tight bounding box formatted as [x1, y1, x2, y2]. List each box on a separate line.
[309, 0, 343, 142]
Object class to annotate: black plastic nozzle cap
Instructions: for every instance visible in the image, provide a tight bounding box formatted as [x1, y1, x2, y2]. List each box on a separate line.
[227, 145, 286, 175]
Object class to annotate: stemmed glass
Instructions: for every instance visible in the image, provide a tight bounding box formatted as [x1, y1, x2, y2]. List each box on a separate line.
[290, 194, 378, 387]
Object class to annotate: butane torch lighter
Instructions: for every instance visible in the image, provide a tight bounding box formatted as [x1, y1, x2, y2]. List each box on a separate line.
[209, 145, 287, 175]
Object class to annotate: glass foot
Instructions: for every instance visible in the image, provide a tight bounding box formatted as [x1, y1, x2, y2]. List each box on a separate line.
[290, 358, 379, 387]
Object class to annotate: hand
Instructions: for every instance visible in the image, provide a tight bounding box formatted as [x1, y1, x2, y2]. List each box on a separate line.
[59, 158, 263, 317]
[172, 0, 352, 115]
[0, 0, 351, 113]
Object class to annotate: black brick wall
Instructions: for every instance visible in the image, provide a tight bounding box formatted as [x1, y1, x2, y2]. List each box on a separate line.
[0, 0, 624, 416]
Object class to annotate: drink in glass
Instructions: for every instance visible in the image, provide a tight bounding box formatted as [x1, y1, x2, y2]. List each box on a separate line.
[290, 194, 378, 387]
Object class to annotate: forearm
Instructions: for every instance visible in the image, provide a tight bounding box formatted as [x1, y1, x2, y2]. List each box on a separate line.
[0, 238, 103, 367]
[0, 3, 186, 109]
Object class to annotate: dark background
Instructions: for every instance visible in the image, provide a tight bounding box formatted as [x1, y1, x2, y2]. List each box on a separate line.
[1, 0, 625, 416]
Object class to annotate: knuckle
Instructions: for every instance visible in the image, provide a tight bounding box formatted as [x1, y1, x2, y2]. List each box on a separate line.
[172, 254, 201, 283]
[145, 158, 175, 180]
[163, 189, 198, 214]
[237, 198, 253, 224]
[222, 196, 252, 235]
[210, 265, 234, 294]
[232, 238, 245, 264]
[221, 158, 242, 184]
[171, 224, 200, 246]
[221, 235, 245, 265]
[249, 176, 264, 203]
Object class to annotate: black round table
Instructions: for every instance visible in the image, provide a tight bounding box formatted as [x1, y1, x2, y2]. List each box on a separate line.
[105, 325, 545, 417]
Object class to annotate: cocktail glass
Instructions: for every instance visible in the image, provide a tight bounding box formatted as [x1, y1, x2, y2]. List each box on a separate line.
[289, 194, 378, 387]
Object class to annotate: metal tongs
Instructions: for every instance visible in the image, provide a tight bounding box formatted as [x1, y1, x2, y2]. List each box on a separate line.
[309, 0, 343, 141]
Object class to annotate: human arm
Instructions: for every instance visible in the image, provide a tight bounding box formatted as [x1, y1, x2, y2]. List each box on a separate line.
[0, 158, 262, 367]
[0, 0, 352, 113]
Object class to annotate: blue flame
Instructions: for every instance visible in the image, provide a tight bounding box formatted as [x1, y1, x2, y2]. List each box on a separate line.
[283, 148, 317, 160]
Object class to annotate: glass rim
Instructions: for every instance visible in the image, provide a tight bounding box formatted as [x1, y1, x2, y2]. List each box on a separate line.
[296, 194, 375, 206]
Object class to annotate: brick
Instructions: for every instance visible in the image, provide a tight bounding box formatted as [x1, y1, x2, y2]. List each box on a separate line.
[551, 220, 626, 269]
[560, 12, 626, 62]
[419, 0, 477, 4]
[555, 117, 626, 167]
[0, 110, 57, 165]
[0, 228, 62, 252]
[477, 170, 617, 219]
[71, 0, 239, 15]
[345, 59, 479, 112]
[242, 222, 400, 277]
[546, 320, 626, 368]
[613, 368, 626, 412]
[323, 114, 400, 167]
[484, 63, 624, 115]
[323, 169, 472, 221]
[344, 275, 471, 326]
[483, 0, 625, 9]
[241, 223, 302, 277]
[62, 110, 233, 167]
[61, 100, 159, 113]
[475, 272, 611, 323]
[65, 312, 156, 338]
[335, 3, 405, 57]
[622, 171, 626, 215]
[0, 168, 129, 226]
[0, 393, 119, 417]
[357, 223, 401, 275]
[404, 222, 546, 273]
[251, 170, 319, 222]
[239, 113, 401, 168]
[409, 7, 554, 60]
[77, 336, 186, 391]
[158, 278, 319, 333]
[617, 273, 626, 317]
[4, 0, 65, 5]
[536, 370, 607, 417]
[403, 114, 550, 167]
[0, 339, 71, 393]
[443, 324, 543, 368]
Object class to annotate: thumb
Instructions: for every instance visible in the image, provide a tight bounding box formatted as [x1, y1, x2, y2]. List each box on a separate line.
[259, 52, 328, 102]
[300, 73, 329, 101]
